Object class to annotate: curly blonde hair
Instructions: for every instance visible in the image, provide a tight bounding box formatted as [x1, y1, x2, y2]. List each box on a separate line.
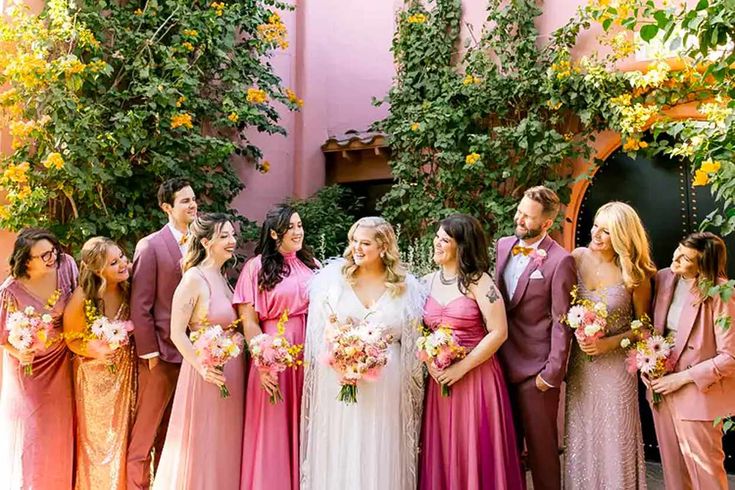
[79, 236, 130, 316]
[594, 202, 656, 288]
[342, 217, 407, 297]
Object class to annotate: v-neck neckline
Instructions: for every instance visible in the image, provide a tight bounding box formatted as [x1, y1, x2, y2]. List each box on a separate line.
[348, 284, 388, 311]
[16, 269, 61, 307]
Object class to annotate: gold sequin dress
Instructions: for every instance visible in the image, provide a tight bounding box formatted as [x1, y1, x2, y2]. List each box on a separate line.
[70, 307, 136, 490]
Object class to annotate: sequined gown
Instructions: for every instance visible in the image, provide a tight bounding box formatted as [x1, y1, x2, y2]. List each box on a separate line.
[68, 305, 136, 490]
[564, 279, 647, 489]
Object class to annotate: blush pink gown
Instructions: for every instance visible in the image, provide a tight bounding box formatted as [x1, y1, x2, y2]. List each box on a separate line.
[234, 252, 314, 490]
[0, 254, 78, 490]
[153, 269, 245, 490]
[419, 295, 524, 490]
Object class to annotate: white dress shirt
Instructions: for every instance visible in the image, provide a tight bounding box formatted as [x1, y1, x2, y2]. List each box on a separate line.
[666, 277, 695, 334]
[503, 236, 544, 299]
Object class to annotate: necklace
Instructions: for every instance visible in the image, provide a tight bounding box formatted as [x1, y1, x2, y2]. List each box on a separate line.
[439, 269, 457, 285]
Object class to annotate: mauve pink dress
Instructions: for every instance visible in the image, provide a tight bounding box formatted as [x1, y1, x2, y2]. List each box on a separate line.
[419, 295, 524, 490]
[0, 254, 78, 490]
[153, 269, 245, 490]
[233, 252, 314, 490]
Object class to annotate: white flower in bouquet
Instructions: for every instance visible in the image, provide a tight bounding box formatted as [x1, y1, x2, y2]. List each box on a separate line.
[593, 302, 608, 318]
[23, 306, 36, 316]
[566, 305, 586, 328]
[630, 319, 643, 331]
[8, 326, 33, 351]
[620, 338, 631, 349]
[41, 313, 53, 324]
[584, 321, 604, 337]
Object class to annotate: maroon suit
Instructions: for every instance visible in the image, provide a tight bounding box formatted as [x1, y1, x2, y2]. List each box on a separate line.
[495, 234, 576, 490]
[127, 225, 184, 489]
[649, 268, 735, 490]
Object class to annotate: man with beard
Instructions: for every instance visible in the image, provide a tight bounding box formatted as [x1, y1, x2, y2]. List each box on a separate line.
[495, 185, 576, 490]
[127, 178, 198, 489]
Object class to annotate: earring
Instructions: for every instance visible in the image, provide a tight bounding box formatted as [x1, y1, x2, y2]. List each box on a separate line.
[380, 252, 385, 259]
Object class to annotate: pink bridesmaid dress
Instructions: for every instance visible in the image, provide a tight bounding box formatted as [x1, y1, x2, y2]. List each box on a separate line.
[153, 269, 245, 490]
[0, 254, 78, 490]
[419, 295, 524, 490]
[234, 252, 314, 490]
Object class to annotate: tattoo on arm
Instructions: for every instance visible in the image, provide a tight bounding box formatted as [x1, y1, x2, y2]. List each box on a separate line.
[485, 284, 499, 303]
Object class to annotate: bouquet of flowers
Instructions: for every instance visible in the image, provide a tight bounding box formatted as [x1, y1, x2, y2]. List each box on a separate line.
[190, 320, 245, 398]
[5, 291, 61, 375]
[248, 309, 304, 404]
[621, 319, 675, 404]
[563, 286, 608, 360]
[416, 324, 466, 396]
[83, 300, 134, 373]
[322, 309, 392, 404]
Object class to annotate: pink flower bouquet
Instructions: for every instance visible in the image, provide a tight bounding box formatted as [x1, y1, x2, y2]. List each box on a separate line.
[622, 326, 675, 405]
[416, 324, 466, 396]
[563, 286, 608, 360]
[6, 303, 59, 376]
[190, 322, 245, 398]
[78, 299, 134, 373]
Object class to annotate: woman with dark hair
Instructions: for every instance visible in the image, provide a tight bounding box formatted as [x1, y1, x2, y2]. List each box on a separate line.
[648, 232, 735, 490]
[153, 212, 245, 489]
[63, 237, 136, 489]
[419, 214, 523, 490]
[0, 228, 77, 489]
[234, 204, 318, 490]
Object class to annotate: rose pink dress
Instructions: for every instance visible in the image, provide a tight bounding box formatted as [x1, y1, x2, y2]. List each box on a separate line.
[419, 295, 524, 490]
[234, 252, 315, 490]
[0, 254, 78, 490]
[153, 268, 245, 490]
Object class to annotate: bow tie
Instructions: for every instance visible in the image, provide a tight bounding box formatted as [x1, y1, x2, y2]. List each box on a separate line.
[178, 234, 189, 246]
[512, 245, 533, 256]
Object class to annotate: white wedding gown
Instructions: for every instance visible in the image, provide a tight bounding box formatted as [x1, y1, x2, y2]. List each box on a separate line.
[300, 260, 426, 490]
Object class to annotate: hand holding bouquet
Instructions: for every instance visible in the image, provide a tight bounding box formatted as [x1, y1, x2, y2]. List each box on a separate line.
[5, 292, 61, 375]
[563, 286, 608, 360]
[82, 300, 134, 373]
[322, 307, 392, 404]
[190, 320, 245, 398]
[621, 320, 675, 405]
[416, 324, 466, 396]
[249, 309, 304, 404]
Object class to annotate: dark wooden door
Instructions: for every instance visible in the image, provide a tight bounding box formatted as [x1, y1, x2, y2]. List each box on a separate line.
[575, 145, 735, 472]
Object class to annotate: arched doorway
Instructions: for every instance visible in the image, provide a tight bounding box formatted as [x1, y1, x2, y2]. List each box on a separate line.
[573, 143, 735, 471]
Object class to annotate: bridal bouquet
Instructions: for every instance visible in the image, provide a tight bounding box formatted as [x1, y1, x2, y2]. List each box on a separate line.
[190, 320, 245, 398]
[82, 299, 134, 373]
[622, 324, 675, 405]
[322, 310, 392, 404]
[249, 309, 304, 404]
[416, 324, 466, 396]
[5, 291, 61, 375]
[563, 286, 608, 360]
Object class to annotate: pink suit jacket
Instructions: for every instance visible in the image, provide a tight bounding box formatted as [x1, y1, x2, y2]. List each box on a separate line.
[495, 234, 576, 387]
[652, 268, 735, 421]
[130, 225, 183, 364]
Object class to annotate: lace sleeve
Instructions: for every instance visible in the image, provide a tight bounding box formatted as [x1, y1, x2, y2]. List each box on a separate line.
[399, 273, 428, 490]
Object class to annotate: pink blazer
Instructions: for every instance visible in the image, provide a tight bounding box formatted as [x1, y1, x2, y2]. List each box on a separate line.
[496, 234, 576, 386]
[130, 225, 183, 363]
[652, 268, 735, 421]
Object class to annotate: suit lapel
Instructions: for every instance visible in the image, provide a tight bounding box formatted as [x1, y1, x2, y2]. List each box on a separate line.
[160, 225, 183, 278]
[653, 270, 677, 335]
[496, 238, 514, 303]
[509, 235, 552, 310]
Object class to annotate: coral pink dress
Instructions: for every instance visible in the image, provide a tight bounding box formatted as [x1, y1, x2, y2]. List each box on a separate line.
[419, 295, 524, 490]
[153, 268, 245, 490]
[234, 252, 315, 490]
[0, 254, 78, 490]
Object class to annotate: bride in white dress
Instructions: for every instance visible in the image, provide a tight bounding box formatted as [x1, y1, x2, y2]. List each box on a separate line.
[300, 217, 426, 490]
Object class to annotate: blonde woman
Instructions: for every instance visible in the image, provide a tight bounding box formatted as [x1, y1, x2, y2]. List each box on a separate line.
[300, 217, 426, 490]
[564, 202, 656, 489]
[63, 237, 136, 490]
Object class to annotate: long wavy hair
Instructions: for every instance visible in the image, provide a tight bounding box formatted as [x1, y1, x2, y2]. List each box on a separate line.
[9, 227, 64, 278]
[439, 214, 490, 294]
[79, 236, 130, 317]
[342, 217, 407, 297]
[254, 204, 318, 291]
[593, 202, 656, 288]
[182, 212, 234, 273]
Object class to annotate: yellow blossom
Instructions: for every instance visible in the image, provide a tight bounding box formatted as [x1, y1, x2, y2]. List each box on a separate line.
[171, 113, 193, 129]
[551, 59, 572, 79]
[610, 93, 632, 107]
[260, 160, 271, 173]
[700, 159, 721, 174]
[285, 88, 304, 108]
[228, 112, 239, 122]
[182, 41, 195, 52]
[211, 2, 225, 16]
[462, 74, 482, 86]
[465, 153, 481, 165]
[699, 100, 732, 126]
[609, 32, 635, 59]
[78, 28, 100, 49]
[2, 161, 30, 184]
[9, 120, 35, 150]
[410, 122, 420, 132]
[42, 152, 64, 170]
[623, 138, 648, 151]
[0, 88, 17, 106]
[546, 100, 562, 110]
[134, 8, 143, 16]
[246, 88, 268, 104]
[182, 29, 199, 37]
[257, 12, 289, 50]
[616, 103, 658, 133]
[407, 13, 427, 24]
[176, 96, 187, 107]
[87, 60, 108, 73]
[693, 169, 709, 186]
[15, 186, 32, 201]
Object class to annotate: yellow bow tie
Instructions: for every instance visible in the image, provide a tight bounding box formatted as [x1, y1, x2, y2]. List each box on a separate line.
[512, 245, 533, 256]
[179, 234, 189, 246]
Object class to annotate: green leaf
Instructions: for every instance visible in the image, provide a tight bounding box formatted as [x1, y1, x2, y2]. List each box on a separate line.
[640, 25, 659, 42]
[695, 0, 709, 10]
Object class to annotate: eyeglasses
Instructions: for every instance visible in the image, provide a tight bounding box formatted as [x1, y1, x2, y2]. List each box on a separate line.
[30, 249, 58, 263]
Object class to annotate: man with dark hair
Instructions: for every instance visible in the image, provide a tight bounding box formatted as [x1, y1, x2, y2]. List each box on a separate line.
[127, 179, 197, 489]
[495, 185, 576, 490]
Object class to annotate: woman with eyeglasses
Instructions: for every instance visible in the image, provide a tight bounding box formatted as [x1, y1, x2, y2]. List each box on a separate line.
[0, 228, 79, 489]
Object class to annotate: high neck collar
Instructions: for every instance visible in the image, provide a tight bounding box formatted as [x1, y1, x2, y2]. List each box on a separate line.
[280, 251, 297, 260]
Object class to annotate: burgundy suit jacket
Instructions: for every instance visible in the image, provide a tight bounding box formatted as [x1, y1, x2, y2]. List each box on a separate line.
[651, 268, 735, 420]
[495, 234, 576, 386]
[130, 225, 183, 363]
